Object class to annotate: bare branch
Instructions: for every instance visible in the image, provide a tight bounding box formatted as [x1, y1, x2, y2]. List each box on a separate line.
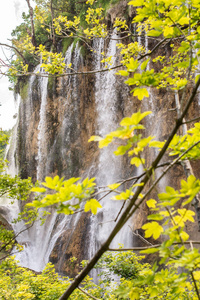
[78, 287, 101, 300]
[25, 0, 36, 47]
[0, 43, 27, 64]
[183, 116, 200, 124]
[108, 240, 200, 251]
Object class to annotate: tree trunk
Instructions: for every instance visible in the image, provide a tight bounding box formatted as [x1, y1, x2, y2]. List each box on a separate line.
[25, 0, 36, 47]
[50, 0, 56, 48]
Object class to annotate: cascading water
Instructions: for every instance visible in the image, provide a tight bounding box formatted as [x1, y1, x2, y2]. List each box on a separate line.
[13, 68, 52, 271]
[1, 115, 29, 245]
[36, 70, 48, 181]
[14, 43, 84, 272]
[89, 32, 134, 266]
[3, 33, 137, 275]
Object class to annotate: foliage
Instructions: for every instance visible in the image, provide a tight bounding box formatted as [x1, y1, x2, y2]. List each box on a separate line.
[96, 249, 150, 281]
[27, 176, 99, 215]
[0, 132, 36, 259]
[3, 0, 200, 299]
[0, 130, 10, 160]
[0, 256, 110, 299]
[8, 0, 122, 79]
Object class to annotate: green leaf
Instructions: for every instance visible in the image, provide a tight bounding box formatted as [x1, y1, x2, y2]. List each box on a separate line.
[140, 247, 159, 254]
[132, 182, 144, 188]
[131, 157, 145, 167]
[120, 110, 151, 126]
[126, 57, 139, 72]
[31, 187, 46, 193]
[112, 189, 134, 200]
[142, 221, 164, 240]
[147, 214, 164, 221]
[149, 140, 165, 148]
[128, 0, 144, 6]
[146, 199, 157, 208]
[116, 70, 129, 76]
[178, 41, 190, 53]
[163, 26, 174, 37]
[84, 199, 102, 214]
[132, 88, 149, 100]
[140, 58, 150, 70]
[114, 143, 132, 156]
[108, 183, 121, 190]
[195, 74, 200, 84]
[88, 135, 103, 142]
[148, 30, 162, 37]
[99, 136, 113, 148]
[57, 205, 74, 215]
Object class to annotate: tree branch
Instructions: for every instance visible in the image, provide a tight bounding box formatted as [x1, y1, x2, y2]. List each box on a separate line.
[25, 0, 36, 47]
[78, 287, 101, 300]
[108, 240, 200, 251]
[59, 64, 200, 300]
[0, 43, 27, 64]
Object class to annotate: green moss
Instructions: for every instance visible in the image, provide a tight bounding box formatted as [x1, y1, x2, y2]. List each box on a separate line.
[20, 80, 29, 100]
[48, 76, 54, 91]
[62, 38, 73, 55]
[96, 0, 121, 14]
[80, 44, 87, 58]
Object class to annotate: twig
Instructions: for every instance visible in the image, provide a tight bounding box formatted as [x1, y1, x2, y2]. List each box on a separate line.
[78, 287, 101, 300]
[129, 227, 153, 246]
[191, 271, 200, 300]
[183, 116, 200, 124]
[108, 240, 200, 251]
[0, 65, 123, 78]
[0, 43, 27, 64]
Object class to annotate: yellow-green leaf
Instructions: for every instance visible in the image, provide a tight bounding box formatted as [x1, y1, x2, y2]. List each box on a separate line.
[163, 26, 174, 37]
[88, 135, 103, 142]
[146, 199, 157, 208]
[116, 70, 129, 76]
[142, 221, 164, 240]
[108, 183, 121, 190]
[140, 247, 159, 254]
[133, 88, 149, 100]
[131, 157, 145, 167]
[140, 58, 150, 70]
[84, 199, 102, 214]
[31, 187, 46, 193]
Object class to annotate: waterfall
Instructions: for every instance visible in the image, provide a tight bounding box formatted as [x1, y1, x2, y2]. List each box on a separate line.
[2, 33, 134, 275]
[14, 43, 84, 272]
[89, 32, 133, 266]
[13, 69, 51, 271]
[36, 71, 48, 181]
[1, 108, 31, 251]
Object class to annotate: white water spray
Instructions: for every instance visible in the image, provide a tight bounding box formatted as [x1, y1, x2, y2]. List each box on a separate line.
[14, 44, 84, 272]
[90, 32, 133, 266]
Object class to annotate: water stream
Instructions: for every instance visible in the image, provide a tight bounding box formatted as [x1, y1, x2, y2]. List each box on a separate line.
[13, 43, 84, 272]
[89, 32, 134, 268]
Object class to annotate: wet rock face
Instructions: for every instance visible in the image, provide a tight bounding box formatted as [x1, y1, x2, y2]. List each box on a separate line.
[50, 213, 91, 277]
[0, 210, 15, 256]
[107, 0, 129, 23]
[0, 210, 12, 231]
